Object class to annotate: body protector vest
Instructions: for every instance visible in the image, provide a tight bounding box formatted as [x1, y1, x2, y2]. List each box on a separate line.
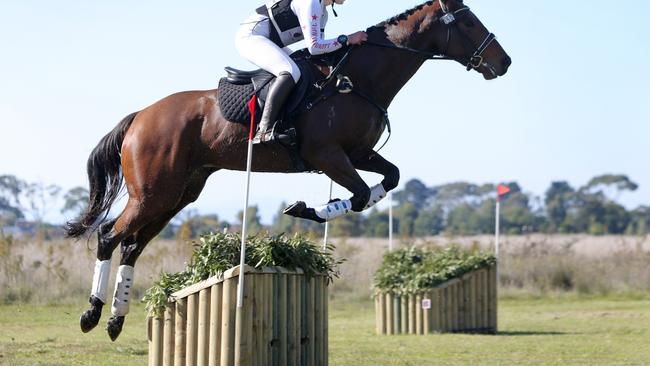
[257, 0, 326, 48]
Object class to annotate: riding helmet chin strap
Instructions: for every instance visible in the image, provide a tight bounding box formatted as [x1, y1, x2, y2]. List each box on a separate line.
[331, 4, 338, 17]
[111, 265, 134, 317]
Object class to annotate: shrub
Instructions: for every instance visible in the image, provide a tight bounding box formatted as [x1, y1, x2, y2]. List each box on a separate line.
[374, 246, 495, 295]
[143, 232, 342, 316]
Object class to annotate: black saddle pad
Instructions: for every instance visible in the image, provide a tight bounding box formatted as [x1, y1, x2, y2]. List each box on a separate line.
[218, 54, 319, 126]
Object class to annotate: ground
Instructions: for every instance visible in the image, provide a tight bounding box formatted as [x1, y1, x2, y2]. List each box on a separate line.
[1, 295, 649, 365]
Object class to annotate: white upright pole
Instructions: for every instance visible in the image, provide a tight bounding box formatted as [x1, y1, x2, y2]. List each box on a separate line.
[388, 192, 394, 252]
[495, 199, 501, 281]
[237, 139, 254, 308]
[237, 98, 257, 309]
[323, 180, 334, 250]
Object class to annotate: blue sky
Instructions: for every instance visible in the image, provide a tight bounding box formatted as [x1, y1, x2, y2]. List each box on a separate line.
[1, 1, 649, 224]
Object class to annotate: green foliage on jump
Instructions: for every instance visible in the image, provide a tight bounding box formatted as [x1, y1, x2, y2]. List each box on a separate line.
[374, 246, 495, 295]
[143, 232, 342, 315]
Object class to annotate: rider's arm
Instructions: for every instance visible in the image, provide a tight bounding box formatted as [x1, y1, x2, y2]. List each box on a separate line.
[293, 0, 342, 55]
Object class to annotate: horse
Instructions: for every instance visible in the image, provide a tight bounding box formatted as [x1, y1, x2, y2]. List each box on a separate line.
[67, 0, 511, 341]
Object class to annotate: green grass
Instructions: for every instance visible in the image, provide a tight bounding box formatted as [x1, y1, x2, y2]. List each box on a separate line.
[1, 295, 650, 365]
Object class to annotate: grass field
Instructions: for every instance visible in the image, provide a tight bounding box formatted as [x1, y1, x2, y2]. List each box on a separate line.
[1, 294, 649, 365]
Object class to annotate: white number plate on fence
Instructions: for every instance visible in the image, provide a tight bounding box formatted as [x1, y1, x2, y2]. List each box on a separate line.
[422, 299, 432, 310]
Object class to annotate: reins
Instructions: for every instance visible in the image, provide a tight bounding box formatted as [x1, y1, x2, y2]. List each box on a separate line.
[307, 2, 497, 153]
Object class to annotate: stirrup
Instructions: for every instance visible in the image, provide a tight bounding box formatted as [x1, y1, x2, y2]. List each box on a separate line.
[252, 128, 274, 144]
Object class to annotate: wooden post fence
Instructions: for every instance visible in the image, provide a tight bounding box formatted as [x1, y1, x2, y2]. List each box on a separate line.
[375, 265, 497, 335]
[147, 265, 329, 366]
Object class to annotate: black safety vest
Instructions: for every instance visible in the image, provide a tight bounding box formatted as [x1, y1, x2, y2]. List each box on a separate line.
[256, 0, 322, 48]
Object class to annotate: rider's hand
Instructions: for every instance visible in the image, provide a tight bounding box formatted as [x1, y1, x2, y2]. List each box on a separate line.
[348, 31, 368, 45]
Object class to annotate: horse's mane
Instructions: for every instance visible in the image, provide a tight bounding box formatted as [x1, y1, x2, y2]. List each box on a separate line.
[367, 1, 437, 33]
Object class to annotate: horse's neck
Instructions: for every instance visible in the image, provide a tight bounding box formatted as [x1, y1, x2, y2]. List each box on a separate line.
[351, 5, 442, 108]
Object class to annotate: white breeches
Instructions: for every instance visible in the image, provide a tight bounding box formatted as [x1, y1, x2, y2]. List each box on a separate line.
[235, 15, 302, 83]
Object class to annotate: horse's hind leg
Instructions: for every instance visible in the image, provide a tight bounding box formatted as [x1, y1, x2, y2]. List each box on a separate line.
[105, 169, 213, 341]
[80, 218, 134, 333]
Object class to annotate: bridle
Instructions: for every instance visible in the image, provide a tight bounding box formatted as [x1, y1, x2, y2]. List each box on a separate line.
[366, 0, 498, 73]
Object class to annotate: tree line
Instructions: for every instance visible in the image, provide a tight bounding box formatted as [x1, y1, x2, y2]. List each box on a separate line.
[1, 173, 649, 239]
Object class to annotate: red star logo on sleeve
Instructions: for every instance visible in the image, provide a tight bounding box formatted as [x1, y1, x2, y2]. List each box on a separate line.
[312, 14, 318, 20]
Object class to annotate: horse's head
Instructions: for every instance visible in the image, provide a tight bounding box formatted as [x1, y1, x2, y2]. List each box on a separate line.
[437, 0, 511, 79]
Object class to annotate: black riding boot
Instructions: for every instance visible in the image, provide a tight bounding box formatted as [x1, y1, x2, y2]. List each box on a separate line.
[253, 71, 296, 144]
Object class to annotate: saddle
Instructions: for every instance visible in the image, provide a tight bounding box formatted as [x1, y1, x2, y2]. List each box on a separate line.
[218, 50, 323, 148]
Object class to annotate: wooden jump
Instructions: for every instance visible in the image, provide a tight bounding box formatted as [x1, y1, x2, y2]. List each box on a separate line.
[147, 265, 329, 366]
[375, 265, 497, 335]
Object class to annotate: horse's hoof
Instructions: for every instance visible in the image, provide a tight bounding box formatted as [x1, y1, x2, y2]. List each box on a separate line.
[106, 316, 125, 342]
[284, 201, 307, 217]
[283, 201, 326, 224]
[79, 296, 104, 333]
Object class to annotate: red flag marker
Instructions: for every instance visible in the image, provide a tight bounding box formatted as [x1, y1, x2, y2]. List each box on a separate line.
[248, 95, 257, 141]
[497, 184, 510, 198]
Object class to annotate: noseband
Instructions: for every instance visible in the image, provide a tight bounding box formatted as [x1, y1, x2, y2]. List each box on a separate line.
[440, 5, 497, 71]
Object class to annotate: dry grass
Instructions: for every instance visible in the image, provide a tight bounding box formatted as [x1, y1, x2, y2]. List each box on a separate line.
[1, 234, 649, 305]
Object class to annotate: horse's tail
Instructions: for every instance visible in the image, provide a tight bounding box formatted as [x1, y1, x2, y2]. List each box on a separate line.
[65, 112, 138, 239]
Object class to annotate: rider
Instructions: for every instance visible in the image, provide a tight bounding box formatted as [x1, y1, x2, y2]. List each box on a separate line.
[236, 0, 368, 144]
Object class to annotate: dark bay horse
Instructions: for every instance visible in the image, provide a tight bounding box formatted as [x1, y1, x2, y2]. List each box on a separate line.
[68, 0, 511, 341]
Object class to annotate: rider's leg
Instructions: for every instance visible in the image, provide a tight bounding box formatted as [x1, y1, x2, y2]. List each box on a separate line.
[235, 22, 301, 143]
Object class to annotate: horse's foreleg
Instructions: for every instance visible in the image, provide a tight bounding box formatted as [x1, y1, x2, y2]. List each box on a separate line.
[353, 151, 400, 209]
[285, 147, 370, 222]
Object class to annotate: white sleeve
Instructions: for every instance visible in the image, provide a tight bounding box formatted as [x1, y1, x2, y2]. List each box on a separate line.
[293, 0, 342, 55]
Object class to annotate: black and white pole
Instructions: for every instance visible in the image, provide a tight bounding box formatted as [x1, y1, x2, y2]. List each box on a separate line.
[237, 96, 258, 308]
[388, 192, 394, 252]
[323, 180, 334, 250]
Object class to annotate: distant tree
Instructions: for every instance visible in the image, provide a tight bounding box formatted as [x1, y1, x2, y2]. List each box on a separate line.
[395, 202, 418, 237]
[627, 206, 650, 235]
[393, 179, 432, 209]
[544, 181, 576, 232]
[364, 208, 390, 237]
[413, 205, 444, 237]
[23, 182, 61, 225]
[583, 174, 638, 201]
[237, 205, 264, 235]
[61, 187, 89, 218]
[329, 213, 363, 237]
[0, 175, 25, 225]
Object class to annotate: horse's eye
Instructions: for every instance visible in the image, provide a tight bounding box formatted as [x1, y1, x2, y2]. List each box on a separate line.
[464, 20, 475, 27]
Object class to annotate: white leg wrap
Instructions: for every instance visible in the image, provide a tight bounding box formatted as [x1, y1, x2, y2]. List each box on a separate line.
[91, 259, 111, 303]
[314, 199, 352, 221]
[111, 265, 134, 317]
[365, 184, 387, 209]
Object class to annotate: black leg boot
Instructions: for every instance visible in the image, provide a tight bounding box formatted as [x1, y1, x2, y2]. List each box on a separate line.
[253, 71, 296, 144]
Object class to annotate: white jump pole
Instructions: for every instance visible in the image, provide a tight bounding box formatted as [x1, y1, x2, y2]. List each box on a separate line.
[237, 97, 258, 308]
[388, 191, 394, 252]
[495, 198, 500, 278]
[323, 180, 334, 250]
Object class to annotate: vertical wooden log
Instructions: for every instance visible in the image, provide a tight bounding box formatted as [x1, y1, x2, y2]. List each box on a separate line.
[322, 276, 329, 366]
[469, 273, 477, 331]
[235, 272, 254, 366]
[415, 293, 423, 335]
[148, 317, 153, 366]
[393, 295, 401, 335]
[408, 294, 416, 334]
[186, 294, 199, 366]
[476, 270, 485, 332]
[163, 306, 175, 366]
[265, 274, 274, 366]
[376, 291, 386, 335]
[423, 291, 431, 335]
[174, 299, 187, 366]
[385, 293, 394, 335]
[305, 277, 315, 366]
[451, 283, 458, 332]
[220, 278, 237, 366]
[489, 265, 498, 333]
[253, 275, 263, 366]
[433, 288, 441, 333]
[288, 275, 301, 365]
[278, 272, 288, 366]
[400, 294, 408, 334]
[313, 275, 322, 366]
[197, 288, 211, 366]
[463, 275, 471, 332]
[458, 279, 465, 332]
[444, 285, 454, 332]
[483, 268, 490, 331]
[209, 283, 223, 366]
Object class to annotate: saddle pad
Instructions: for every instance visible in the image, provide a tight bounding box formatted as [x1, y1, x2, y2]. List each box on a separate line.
[218, 78, 254, 124]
